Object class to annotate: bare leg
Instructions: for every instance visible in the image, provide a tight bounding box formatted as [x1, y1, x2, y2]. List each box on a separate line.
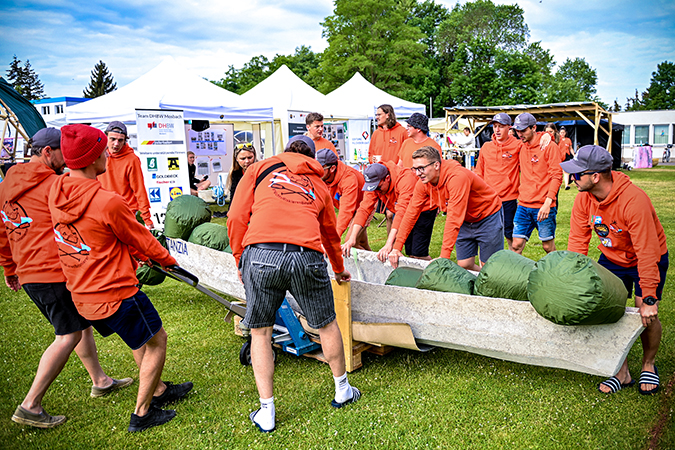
[511, 237, 526, 255]
[355, 228, 371, 252]
[542, 239, 556, 254]
[599, 358, 632, 393]
[636, 296, 662, 392]
[132, 344, 166, 396]
[131, 328, 167, 416]
[74, 326, 112, 388]
[317, 321, 346, 377]
[457, 257, 481, 272]
[250, 327, 275, 399]
[21, 331, 82, 413]
[385, 210, 394, 236]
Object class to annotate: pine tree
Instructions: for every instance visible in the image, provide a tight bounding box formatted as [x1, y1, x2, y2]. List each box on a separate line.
[21, 60, 45, 100]
[83, 60, 117, 98]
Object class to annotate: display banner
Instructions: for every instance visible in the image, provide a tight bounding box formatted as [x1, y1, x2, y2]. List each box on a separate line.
[135, 109, 191, 229]
[346, 119, 372, 163]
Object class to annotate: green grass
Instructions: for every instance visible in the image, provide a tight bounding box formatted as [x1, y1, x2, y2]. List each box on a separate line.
[1, 167, 674, 449]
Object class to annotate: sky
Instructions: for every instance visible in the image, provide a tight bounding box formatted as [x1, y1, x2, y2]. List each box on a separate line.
[1, 0, 674, 109]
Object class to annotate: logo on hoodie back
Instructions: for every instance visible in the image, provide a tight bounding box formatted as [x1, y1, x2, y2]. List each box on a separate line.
[1, 201, 33, 242]
[53, 224, 91, 268]
[268, 168, 317, 204]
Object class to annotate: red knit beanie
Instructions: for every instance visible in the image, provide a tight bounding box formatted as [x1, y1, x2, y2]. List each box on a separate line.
[61, 124, 108, 169]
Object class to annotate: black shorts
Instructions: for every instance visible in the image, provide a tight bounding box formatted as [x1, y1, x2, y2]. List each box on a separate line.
[598, 252, 669, 299]
[23, 282, 91, 336]
[502, 199, 518, 240]
[404, 208, 438, 258]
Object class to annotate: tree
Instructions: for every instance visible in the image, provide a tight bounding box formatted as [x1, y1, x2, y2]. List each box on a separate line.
[83, 60, 117, 98]
[546, 57, 598, 103]
[641, 61, 675, 110]
[625, 89, 645, 111]
[6, 55, 45, 100]
[316, 0, 427, 96]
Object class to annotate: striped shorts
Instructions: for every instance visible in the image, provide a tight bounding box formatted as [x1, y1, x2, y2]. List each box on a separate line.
[240, 245, 336, 329]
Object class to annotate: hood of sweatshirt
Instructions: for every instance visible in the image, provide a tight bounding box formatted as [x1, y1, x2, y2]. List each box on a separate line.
[595, 171, 632, 206]
[276, 151, 324, 177]
[2, 162, 58, 203]
[107, 143, 134, 159]
[49, 174, 102, 225]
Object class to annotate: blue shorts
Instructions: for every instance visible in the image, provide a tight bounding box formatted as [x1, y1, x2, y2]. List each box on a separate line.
[22, 282, 91, 336]
[240, 245, 336, 329]
[91, 290, 163, 351]
[455, 208, 505, 263]
[598, 252, 669, 299]
[502, 199, 517, 240]
[512, 205, 557, 242]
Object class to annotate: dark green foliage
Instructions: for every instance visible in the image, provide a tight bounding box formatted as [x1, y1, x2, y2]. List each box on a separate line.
[83, 60, 117, 98]
[6, 55, 44, 100]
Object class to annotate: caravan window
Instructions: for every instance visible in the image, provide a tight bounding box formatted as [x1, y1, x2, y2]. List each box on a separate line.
[653, 125, 668, 145]
[622, 127, 631, 145]
[635, 126, 649, 146]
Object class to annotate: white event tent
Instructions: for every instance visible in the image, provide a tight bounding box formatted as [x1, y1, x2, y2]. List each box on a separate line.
[325, 72, 425, 119]
[66, 57, 273, 123]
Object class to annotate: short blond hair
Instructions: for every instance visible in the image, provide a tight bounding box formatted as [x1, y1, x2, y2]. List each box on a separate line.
[412, 146, 441, 163]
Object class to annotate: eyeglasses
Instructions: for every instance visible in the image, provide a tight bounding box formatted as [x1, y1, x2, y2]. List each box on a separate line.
[235, 142, 253, 150]
[571, 171, 598, 181]
[411, 162, 435, 174]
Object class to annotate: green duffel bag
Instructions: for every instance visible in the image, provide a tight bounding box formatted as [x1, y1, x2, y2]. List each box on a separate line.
[163, 195, 212, 240]
[385, 266, 424, 288]
[136, 230, 168, 286]
[474, 250, 535, 301]
[527, 250, 628, 325]
[188, 222, 229, 251]
[415, 258, 476, 295]
[224, 244, 232, 254]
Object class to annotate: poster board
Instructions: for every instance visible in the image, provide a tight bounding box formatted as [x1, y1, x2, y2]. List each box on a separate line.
[135, 109, 191, 229]
[345, 119, 372, 163]
[185, 123, 233, 186]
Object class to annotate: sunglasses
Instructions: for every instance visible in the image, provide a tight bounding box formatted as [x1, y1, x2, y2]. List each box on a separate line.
[571, 171, 598, 181]
[235, 142, 253, 150]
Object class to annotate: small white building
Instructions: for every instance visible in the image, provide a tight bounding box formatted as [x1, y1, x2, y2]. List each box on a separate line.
[614, 109, 674, 160]
[31, 97, 90, 127]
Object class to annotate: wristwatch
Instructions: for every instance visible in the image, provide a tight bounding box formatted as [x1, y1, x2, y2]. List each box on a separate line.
[643, 296, 658, 306]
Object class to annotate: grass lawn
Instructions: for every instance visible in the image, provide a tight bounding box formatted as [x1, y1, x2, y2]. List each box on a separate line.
[1, 167, 674, 449]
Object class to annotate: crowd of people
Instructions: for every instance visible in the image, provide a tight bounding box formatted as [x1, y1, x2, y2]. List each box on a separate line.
[0, 104, 667, 435]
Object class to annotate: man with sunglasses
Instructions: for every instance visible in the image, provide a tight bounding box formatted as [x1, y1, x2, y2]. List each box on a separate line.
[563, 145, 668, 396]
[387, 146, 503, 271]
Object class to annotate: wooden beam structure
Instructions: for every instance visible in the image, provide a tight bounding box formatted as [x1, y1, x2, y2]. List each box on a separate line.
[444, 102, 614, 150]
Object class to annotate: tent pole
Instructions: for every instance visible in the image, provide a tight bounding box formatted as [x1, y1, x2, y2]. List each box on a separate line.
[270, 120, 277, 156]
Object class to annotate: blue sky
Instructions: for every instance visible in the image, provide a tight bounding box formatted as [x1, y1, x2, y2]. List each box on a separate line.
[1, 0, 674, 109]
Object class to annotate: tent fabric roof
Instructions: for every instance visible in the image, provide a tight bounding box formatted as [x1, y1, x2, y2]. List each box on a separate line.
[0, 77, 46, 137]
[443, 102, 610, 122]
[325, 72, 425, 119]
[66, 57, 272, 123]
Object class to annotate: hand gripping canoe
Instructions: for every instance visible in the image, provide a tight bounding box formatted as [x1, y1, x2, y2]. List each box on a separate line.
[151, 263, 247, 318]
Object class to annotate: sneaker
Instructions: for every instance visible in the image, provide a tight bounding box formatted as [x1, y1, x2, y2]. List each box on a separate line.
[150, 381, 193, 409]
[331, 387, 361, 408]
[91, 377, 135, 398]
[128, 406, 176, 432]
[11, 405, 67, 428]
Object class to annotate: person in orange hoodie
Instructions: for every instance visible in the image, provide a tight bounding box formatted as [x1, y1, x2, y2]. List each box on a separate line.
[316, 149, 370, 250]
[398, 112, 442, 168]
[97, 121, 154, 229]
[563, 145, 668, 396]
[387, 146, 503, 271]
[227, 135, 359, 433]
[559, 126, 574, 190]
[475, 113, 520, 251]
[511, 113, 562, 255]
[0, 128, 133, 429]
[305, 112, 338, 156]
[48, 124, 193, 432]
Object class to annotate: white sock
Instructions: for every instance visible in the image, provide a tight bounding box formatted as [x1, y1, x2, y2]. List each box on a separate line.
[334, 372, 353, 403]
[254, 397, 275, 430]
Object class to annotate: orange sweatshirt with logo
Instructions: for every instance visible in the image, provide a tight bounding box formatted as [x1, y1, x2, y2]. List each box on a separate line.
[394, 159, 502, 259]
[475, 134, 520, 201]
[98, 143, 153, 227]
[518, 132, 562, 208]
[559, 137, 572, 159]
[0, 162, 65, 283]
[325, 161, 365, 238]
[398, 137, 442, 168]
[314, 137, 338, 156]
[48, 174, 175, 320]
[568, 171, 667, 299]
[227, 152, 344, 273]
[368, 123, 407, 163]
[352, 161, 419, 230]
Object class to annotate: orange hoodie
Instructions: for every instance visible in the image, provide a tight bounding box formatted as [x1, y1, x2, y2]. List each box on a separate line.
[394, 159, 502, 259]
[518, 132, 562, 208]
[368, 122, 407, 163]
[48, 174, 176, 320]
[325, 161, 365, 238]
[0, 162, 65, 283]
[98, 143, 153, 227]
[314, 137, 338, 156]
[559, 137, 572, 159]
[398, 137, 441, 168]
[227, 152, 344, 273]
[568, 171, 667, 298]
[475, 134, 520, 201]
[352, 161, 419, 230]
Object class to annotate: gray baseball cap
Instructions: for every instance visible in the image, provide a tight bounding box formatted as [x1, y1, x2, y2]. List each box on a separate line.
[32, 127, 61, 148]
[316, 148, 338, 166]
[491, 113, 512, 126]
[512, 113, 537, 131]
[285, 135, 316, 157]
[362, 163, 389, 191]
[105, 121, 128, 136]
[560, 145, 613, 173]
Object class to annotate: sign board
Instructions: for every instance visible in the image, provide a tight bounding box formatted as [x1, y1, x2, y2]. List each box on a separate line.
[135, 109, 191, 229]
[346, 119, 372, 162]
